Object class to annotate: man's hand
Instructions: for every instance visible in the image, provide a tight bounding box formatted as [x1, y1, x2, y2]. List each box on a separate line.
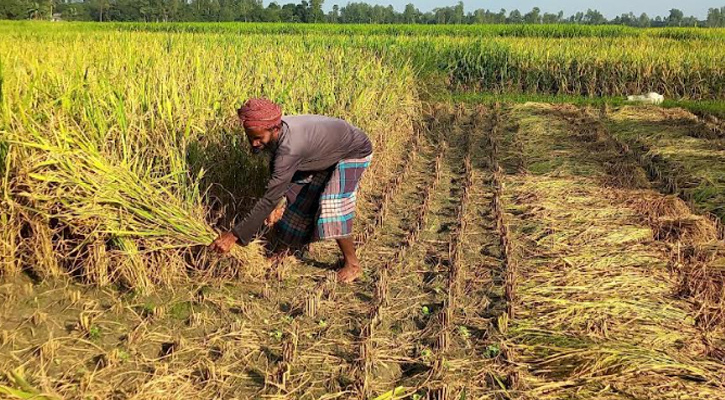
[265, 203, 286, 227]
[209, 231, 238, 254]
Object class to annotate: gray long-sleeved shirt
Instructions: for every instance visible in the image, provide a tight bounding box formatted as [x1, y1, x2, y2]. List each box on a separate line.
[232, 115, 373, 244]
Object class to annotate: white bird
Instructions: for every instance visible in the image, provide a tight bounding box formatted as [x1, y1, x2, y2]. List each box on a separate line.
[626, 92, 664, 105]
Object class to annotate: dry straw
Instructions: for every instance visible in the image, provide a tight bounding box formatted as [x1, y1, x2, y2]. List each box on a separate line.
[501, 103, 725, 398]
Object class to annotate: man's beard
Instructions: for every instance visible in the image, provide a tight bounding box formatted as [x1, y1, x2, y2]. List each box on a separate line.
[252, 139, 279, 155]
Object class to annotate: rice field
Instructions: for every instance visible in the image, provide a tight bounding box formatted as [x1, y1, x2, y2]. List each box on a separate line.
[1, 21, 725, 399]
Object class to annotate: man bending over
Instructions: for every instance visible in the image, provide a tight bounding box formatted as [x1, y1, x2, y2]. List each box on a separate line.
[209, 98, 373, 283]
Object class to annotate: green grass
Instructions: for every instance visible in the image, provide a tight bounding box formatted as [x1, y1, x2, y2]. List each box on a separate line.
[169, 301, 192, 320]
[443, 91, 628, 106]
[444, 91, 725, 119]
[663, 99, 725, 119]
[72, 22, 725, 41]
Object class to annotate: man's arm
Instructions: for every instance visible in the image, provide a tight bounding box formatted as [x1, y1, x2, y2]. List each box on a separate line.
[229, 153, 302, 245]
[209, 152, 302, 253]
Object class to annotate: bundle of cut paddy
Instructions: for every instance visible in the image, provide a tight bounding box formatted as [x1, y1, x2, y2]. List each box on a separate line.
[5, 120, 267, 288]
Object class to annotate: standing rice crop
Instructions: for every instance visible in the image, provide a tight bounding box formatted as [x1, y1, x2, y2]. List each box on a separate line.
[0, 26, 418, 288]
[442, 36, 725, 99]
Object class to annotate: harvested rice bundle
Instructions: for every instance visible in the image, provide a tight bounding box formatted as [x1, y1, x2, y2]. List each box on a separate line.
[651, 216, 718, 244]
[621, 193, 692, 220]
[7, 123, 267, 287]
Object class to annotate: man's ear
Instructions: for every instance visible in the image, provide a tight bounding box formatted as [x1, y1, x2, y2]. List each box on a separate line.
[272, 124, 282, 137]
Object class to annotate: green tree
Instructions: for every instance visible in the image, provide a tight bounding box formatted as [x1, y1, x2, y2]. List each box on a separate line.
[294, 0, 308, 22]
[308, 0, 323, 22]
[583, 9, 606, 25]
[327, 4, 338, 22]
[542, 11, 562, 24]
[507, 9, 522, 24]
[681, 16, 699, 27]
[88, 0, 110, 21]
[432, 6, 449, 24]
[570, 11, 584, 24]
[495, 8, 506, 23]
[451, 1, 463, 24]
[667, 8, 684, 26]
[279, 3, 296, 21]
[1, 0, 30, 19]
[523, 7, 541, 24]
[706, 7, 725, 27]
[402, 3, 418, 23]
[638, 12, 651, 27]
[5, 0, 721, 26]
[471, 8, 488, 24]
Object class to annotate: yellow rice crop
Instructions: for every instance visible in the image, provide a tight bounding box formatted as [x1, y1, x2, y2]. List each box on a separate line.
[0, 28, 418, 288]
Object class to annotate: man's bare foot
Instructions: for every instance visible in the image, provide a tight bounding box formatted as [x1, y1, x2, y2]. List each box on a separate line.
[337, 262, 362, 283]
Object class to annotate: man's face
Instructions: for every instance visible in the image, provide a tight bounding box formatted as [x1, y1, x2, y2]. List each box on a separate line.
[245, 126, 277, 154]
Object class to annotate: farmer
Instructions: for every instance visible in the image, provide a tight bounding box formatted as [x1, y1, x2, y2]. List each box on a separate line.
[209, 98, 373, 283]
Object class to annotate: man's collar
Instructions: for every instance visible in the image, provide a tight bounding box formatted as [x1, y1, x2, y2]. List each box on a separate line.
[270, 120, 289, 157]
[278, 120, 289, 142]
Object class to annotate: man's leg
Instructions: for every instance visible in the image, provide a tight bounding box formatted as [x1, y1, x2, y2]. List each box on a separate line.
[336, 237, 361, 283]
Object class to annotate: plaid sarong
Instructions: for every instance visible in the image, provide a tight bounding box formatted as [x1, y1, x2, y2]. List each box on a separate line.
[275, 153, 372, 248]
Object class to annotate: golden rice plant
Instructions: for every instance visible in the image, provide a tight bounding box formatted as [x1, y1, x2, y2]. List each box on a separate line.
[0, 27, 418, 287]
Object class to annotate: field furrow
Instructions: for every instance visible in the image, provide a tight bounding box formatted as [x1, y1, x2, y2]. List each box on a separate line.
[363, 105, 464, 396]
[356, 114, 446, 398]
[417, 105, 518, 398]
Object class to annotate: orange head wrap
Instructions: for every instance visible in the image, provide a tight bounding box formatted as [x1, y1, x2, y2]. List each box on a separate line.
[237, 98, 282, 130]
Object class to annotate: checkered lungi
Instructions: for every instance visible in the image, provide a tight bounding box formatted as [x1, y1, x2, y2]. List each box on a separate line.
[275, 153, 372, 248]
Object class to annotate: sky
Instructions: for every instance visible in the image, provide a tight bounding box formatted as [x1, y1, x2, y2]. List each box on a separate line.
[321, 1, 721, 19]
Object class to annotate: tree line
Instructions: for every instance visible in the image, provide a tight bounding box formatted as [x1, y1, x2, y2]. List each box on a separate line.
[2, 0, 725, 27]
